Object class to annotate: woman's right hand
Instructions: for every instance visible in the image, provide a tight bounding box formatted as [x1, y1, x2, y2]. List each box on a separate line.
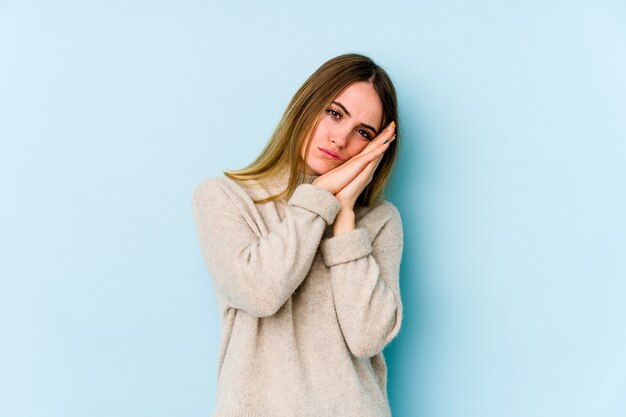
[312, 121, 396, 195]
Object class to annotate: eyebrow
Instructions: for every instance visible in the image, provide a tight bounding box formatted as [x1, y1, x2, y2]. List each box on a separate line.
[332, 101, 379, 135]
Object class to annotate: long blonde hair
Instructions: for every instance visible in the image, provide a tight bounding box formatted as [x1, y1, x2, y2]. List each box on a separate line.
[223, 52, 400, 207]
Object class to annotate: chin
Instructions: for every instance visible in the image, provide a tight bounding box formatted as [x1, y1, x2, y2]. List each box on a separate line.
[301, 156, 336, 175]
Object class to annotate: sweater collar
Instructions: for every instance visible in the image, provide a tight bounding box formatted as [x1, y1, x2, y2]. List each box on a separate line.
[265, 165, 321, 193]
[296, 170, 321, 184]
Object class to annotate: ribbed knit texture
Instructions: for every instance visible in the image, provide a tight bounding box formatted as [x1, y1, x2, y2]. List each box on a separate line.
[192, 167, 404, 417]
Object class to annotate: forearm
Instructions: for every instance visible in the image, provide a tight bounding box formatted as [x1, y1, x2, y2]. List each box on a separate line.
[333, 208, 356, 236]
[193, 181, 341, 317]
[320, 204, 405, 357]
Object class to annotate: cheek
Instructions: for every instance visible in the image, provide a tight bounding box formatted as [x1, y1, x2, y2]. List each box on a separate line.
[346, 141, 369, 158]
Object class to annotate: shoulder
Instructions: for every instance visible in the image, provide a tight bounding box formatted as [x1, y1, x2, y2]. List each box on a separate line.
[194, 174, 255, 195]
[373, 200, 403, 238]
[378, 200, 402, 221]
[357, 198, 402, 225]
[192, 175, 247, 208]
[193, 175, 227, 201]
[193, 175, 266, 217]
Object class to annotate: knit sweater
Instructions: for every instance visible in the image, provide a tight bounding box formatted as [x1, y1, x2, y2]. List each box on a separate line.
[191, 166, 404, 417]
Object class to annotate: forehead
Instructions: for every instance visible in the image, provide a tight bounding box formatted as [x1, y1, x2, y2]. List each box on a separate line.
[334, 82, 383, 130]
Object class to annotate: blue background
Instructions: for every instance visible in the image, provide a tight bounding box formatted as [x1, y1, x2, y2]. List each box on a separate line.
[1, 1, 625, 416]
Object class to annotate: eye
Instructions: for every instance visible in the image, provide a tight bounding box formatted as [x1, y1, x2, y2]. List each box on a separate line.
[357, 129, 372, 140]
[325, 107, 373, 140]
[325, 108, 341, 120]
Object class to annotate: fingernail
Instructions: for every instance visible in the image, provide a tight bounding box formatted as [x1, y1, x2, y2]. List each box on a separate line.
[384, 139, 389, 144]
[387, 121, 395, 130]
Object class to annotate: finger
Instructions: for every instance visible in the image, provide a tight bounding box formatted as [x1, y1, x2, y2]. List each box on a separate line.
[337, 150, 379, 183]
[374, 153, 384, 170]
[359, 133, 395, 162]
[370, 153, 384, 175]
[356, 154, 383, 185]
[344, 122, 395, 167]
[349, 158, 377, 185]
[363, 121, 396, 153]
[364, 153, 383, 175]
[323, 130, 394, 190]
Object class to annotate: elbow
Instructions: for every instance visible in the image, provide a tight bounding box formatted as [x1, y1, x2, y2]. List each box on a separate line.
[347, 340, 382, 359]
[346, 331, 396, 359]
[345, 330, 392, 358]
[346, 309, 403, 359]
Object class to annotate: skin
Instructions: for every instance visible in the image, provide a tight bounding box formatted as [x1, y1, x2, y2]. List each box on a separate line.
[297, 81, 397, 236]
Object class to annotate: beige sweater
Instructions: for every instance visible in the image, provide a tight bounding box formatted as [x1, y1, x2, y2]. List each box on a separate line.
[191, 167, 404, 417]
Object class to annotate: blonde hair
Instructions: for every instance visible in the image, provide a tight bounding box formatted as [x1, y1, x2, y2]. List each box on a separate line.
[223, 52, 400, 207]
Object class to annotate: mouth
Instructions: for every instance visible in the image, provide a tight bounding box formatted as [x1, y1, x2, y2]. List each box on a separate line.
[318, 147, 342, 161]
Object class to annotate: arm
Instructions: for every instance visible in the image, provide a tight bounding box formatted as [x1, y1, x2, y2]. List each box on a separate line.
[192, 178, 341, 318]
[320, 204, 404, 358]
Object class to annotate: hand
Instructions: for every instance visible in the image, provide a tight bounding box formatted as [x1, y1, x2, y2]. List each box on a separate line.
[334, 151, 385, 210]
[312, 121, 397, 197]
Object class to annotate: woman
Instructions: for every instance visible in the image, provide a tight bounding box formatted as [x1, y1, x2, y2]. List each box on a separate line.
[192, 53, 403, 417]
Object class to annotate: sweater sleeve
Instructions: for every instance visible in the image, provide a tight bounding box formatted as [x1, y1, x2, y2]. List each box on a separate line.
[192, 178, 341, 318]
[320, 204, 404, 358]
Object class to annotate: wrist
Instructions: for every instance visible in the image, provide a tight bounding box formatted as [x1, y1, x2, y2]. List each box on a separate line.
[333, 208, 355, 236]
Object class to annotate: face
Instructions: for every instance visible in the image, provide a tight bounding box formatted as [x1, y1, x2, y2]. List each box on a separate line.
[298, 81, 383, 175]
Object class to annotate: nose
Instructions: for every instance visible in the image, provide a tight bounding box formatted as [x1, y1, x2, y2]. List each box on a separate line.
[330, 126, 351, 148]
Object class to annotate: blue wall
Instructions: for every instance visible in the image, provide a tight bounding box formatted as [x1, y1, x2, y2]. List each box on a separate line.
[1, 1, 624, 416]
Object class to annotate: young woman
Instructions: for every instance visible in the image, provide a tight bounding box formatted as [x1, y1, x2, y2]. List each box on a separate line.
[192, 53, 403, 417]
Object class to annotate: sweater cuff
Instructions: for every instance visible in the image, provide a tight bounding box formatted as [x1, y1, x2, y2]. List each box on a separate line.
[321, 227, 372, 267]
[288, 183, 341, 225]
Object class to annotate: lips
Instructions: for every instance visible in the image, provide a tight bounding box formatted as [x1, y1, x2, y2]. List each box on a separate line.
[319, 147, 342, 160]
